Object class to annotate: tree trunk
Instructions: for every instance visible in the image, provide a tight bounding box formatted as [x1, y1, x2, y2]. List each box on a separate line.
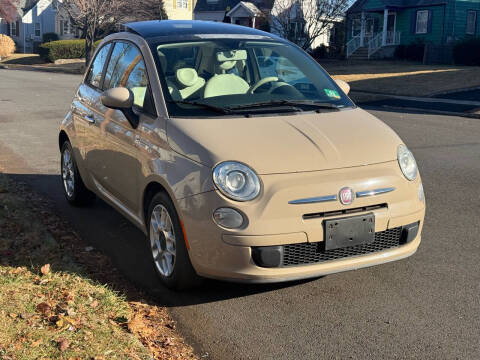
[85, 22, 96, 65]
[85, 34, 94, 65]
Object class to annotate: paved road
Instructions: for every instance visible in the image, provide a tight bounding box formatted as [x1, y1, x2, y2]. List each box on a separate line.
[1, 69, 479, 359]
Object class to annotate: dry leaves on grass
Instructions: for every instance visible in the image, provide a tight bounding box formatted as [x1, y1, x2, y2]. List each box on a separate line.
[127, 302, 197, 360]
[40, 263, 50, 276]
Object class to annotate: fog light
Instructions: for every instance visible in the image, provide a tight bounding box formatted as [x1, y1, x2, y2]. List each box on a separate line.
[418, 183, 425, 202]
[213, 208, 244, 229]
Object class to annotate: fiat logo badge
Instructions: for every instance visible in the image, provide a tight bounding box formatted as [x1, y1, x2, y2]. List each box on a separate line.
[339, 187, 354, 205]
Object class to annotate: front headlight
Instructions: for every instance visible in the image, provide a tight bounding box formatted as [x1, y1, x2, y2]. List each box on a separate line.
[213, 161, 261, 201]
[397, 144, 418, 181]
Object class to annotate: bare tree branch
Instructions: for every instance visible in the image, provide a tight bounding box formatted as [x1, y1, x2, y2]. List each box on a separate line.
[270, 0, 348, 50]
[0, 0, 19, 23]
[59, 0, 167, 63]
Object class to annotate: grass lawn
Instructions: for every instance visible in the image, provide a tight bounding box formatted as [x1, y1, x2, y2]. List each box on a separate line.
[0, 174, 197, 359]
[322, 60, 480, 97]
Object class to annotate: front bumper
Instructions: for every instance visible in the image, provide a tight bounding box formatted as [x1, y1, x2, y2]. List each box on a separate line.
[176, 161, 425, 283]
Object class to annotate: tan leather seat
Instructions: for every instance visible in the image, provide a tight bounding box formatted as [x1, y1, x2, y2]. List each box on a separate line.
[204, 59, 249, 98]
[175, 68, 205, 99]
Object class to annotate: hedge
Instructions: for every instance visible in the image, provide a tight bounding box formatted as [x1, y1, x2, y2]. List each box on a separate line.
[453, 37, 480, 66]
[38, 39, 102, 62]
[394, 42, 425, 62]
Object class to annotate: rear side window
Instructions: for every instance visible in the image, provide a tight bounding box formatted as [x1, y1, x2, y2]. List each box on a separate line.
[85, 43, 112, 88]
[104, 42, 150, 111]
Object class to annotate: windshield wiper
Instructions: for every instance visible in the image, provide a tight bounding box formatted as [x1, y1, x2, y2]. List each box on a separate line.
[227, 100, 341, 111]
[167, 100, 231, 114]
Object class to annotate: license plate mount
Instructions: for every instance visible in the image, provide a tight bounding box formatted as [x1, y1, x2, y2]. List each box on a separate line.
[323, 213, 375, 251]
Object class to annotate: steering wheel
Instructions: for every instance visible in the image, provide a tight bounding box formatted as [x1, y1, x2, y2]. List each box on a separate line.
[249, 76, 279, 94]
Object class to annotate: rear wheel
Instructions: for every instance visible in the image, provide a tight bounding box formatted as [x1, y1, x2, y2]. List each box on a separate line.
[147, 192, 200, 290]
[61, 141, 95, 206]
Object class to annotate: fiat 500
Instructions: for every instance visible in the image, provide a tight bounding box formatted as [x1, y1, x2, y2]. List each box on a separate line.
[59, 21, 425, 289]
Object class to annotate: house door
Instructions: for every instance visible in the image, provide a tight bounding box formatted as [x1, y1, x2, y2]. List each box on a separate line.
[387, 13, 396, 32]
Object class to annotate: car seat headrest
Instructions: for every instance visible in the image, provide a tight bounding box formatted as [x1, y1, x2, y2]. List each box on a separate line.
[176, 68, 199, 87]
[219, 61, 236, 71]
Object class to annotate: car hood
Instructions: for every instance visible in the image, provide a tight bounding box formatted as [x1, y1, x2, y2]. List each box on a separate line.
[166, 107, 403, 174]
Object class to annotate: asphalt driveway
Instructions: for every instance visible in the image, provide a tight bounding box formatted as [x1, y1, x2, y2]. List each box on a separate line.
[0, 69, 479, 359]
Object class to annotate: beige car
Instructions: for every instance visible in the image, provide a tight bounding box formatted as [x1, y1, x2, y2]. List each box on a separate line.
[59, 21, 425, 289]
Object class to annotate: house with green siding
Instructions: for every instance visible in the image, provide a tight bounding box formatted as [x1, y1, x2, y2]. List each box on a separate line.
[345, 0, 480, 59]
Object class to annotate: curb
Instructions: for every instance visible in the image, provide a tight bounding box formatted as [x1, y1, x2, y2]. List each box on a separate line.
[429, 86, 480, 97]
[361, 104, 480, 119]
[0, 63, 83, 75]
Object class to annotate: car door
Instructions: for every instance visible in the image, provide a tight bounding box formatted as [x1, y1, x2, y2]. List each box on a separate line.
[73, 42, 112, 169]
[85, 40, 156, 214]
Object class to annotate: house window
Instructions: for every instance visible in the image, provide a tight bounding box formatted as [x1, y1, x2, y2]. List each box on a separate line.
[288, 21, 305, 40]
[466, 10, 477, 35]
[352, 19, 361, 37]
[415, 10, 428, 34]
[60, 19, 74, 36]
[365, 18, 374, 36]
[35, 22, 41, 37]
[176, 0, 188, 8]
[10, 22, 18, 37]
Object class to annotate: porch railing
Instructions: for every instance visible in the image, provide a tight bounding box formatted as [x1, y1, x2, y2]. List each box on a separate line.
[386, 31, 401, 45]
[368, 33, 383, 58]
[346, 36, 361, 58]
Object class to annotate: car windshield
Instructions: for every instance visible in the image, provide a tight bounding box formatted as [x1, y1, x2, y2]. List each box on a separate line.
[151, 39, 354, 117]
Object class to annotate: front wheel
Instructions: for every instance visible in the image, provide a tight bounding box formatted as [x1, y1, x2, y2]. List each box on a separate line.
[61, 141, 96, 206]
[148, 192, 200, 290]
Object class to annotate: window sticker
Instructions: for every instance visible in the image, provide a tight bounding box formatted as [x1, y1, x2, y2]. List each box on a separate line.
[324, 89, 341, 99]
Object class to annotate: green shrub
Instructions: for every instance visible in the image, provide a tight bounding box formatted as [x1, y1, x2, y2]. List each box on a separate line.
[310, 45, 328, 60]
[453, 37, 480, 66]
[394, 42, 425, 62]
[42, 32, 59, 43]
[38, 39, 103, 62]
[38, 40, 85, 62]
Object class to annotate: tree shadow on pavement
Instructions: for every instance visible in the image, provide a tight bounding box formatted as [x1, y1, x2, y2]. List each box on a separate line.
[4, 173, 318, 308]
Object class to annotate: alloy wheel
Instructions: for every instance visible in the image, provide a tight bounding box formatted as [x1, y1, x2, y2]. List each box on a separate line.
[62, 148, 75, 198]
[150, 204, 177, 277]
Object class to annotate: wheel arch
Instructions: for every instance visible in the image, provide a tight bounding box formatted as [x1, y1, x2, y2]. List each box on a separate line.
[59, 130, 69, 151]
[142, 181, 173, 226]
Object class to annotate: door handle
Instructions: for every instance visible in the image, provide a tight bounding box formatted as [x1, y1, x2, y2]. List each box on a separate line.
[85, 114, 95, 124]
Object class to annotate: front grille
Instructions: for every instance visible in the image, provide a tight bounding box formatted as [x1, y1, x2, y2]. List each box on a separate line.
[282, 227, 403, 267]
[303, 203, 388, 220]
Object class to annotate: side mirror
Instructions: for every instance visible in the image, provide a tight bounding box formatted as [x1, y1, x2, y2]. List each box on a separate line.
[335, 79, 350, 95]
[101, 87, 139, 128]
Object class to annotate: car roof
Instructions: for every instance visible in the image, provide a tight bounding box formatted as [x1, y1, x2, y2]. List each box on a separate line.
[124, 20, 280, 41]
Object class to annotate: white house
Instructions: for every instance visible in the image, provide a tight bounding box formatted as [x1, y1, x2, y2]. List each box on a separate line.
[193, 0, 342, 50]
[0, 0, 79, 53]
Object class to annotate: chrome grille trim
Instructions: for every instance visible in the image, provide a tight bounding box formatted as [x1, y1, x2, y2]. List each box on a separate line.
[288, 195, 337, 205]
[356, 187, 395, 198]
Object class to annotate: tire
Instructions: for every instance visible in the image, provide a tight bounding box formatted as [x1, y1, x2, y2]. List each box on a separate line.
[147, 192, 200, 290]
[61, 141, 96, 206]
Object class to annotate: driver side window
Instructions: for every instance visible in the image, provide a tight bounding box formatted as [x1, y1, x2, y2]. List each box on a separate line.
[104, 42, 154, 113]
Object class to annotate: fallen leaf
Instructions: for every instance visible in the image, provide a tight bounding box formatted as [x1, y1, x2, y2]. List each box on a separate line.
[8, 313, 17, 319]
[90, 300, 98, 308]
[36, 302, 51, 315]
[84, 246, 94, 252]
[40, 264, 50, 275]
[56, 318, 64, 328]
[67, 308, 76, 316]
[164, 337, 174, 346]
[31, 339, 43, 347]
[58, 338, 70, 351]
